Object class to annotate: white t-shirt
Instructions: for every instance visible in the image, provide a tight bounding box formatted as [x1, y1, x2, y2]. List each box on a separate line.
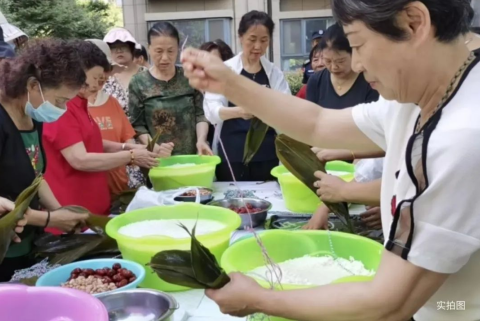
[352, 57, 480, 321]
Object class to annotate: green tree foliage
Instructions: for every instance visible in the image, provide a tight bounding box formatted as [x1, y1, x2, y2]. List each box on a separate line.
[285, 71, 304, 96]
[0, 0, 122, 39]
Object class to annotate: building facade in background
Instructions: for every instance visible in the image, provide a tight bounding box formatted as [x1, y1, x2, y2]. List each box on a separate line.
[122, 0, 334, 71]
[122, 0, 480, 71]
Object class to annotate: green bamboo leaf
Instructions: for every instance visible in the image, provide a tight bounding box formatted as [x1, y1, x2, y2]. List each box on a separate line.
[34, 206, 117, 265]
[148, 224, 230, 290]
[180, 223, 224, 286]
[243, 118, 269, 165]
[0, 175, 43, 264]
[275, 135, 354, 233]
[148, 250, 208, 289]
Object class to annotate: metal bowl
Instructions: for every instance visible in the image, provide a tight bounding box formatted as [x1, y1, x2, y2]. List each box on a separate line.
[97, 289, 178, 321]
[208, 198, 272, 229]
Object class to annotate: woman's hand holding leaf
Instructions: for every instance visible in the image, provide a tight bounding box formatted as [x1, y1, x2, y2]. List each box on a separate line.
[1, 198, 27, 242]
[0, 197, 27, 243]
[314, 171, 347, 203]
[49, 208, 89, 233]
[205, 272, 264, 317]
[132, 149, 159, 169]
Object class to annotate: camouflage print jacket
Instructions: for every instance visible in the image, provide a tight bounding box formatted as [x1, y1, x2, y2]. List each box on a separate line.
[128, 67, 208, 155]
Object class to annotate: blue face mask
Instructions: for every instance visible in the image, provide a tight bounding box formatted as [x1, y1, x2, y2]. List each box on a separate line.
[25, 84, 66, 123]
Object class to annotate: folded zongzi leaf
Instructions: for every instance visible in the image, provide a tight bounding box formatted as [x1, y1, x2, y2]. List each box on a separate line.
[34, 206, 117, 265]
[148, 223, 230, 289]
[275, 135, 354, 233]
[149, 250, 208, 289]
[243, 118, 269, 165]
[0, 175, 43, 264]
[142, 130, 162, 188]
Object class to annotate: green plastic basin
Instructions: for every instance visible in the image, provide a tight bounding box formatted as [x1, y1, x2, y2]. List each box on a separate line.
[149, 155, 221, 191]
[221, 230, 383, 321]
[106, 203, 241, 292]
[271, 161, 355, 213]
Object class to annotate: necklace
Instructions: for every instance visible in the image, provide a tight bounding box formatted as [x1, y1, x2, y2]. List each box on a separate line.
[415, 52, 475, 133]
[332, 73, 357, 92]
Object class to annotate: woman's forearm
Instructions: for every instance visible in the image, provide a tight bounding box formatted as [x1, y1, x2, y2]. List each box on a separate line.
[27, 209, 48, 227]
[196, 122, 209, 142]
[103, 140, 123, 153]
[341, 179, 381, 206]
[75, 152, 131, 172]
[38, 180, 61, 210]
[138, 134, 151, 145]
[219, 107, 241, 121]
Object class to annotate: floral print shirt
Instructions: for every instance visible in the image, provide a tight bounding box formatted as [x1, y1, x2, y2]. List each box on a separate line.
[103, 67, 146, 119]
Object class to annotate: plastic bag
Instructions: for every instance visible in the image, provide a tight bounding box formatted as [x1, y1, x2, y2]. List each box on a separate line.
[354, 158, 384, 183]
[126, 186, 202, 212]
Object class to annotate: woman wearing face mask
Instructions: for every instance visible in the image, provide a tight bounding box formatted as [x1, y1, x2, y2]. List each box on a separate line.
[203, 11, 290, 181]
[103, 28, 145, 118]
[42, 41, 158, 226]
[0, 39, 90, 281]
[129, 22, 212, 156]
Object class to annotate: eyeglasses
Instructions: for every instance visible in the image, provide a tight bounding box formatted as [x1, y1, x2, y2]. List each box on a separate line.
[110, 46, 129, 53]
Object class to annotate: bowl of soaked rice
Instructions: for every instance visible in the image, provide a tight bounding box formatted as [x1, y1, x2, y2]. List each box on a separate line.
[149, 155, 221, 191]
[106, 202, 241, 292]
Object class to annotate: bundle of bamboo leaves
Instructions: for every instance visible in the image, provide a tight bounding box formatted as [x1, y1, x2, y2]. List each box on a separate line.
[148, 223, 230, 289]
[0, 175, 43, 264]
[275, 134, 354, 233]
[34, 206, 116, 265]
[243, 118, 269, 165]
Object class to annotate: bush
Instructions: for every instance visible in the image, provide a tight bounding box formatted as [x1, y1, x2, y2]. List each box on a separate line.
[285, 71, 303, 96]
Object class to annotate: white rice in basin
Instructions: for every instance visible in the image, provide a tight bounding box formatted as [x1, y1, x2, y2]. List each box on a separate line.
[165, 163, 197, 168]
[282, 170, 350, 177]
[118, 219, 226, 238]
[249, 255, 374, 286]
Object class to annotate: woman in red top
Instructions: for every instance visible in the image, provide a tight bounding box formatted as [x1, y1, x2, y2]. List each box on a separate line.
[297, 44, 325, 99]
[43, 41, 159, 220]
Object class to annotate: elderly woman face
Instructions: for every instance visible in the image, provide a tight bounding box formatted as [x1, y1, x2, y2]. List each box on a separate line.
[344, 20, 420, 102]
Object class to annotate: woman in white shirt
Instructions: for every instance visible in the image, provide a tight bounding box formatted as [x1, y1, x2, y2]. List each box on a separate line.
[182, 1, 480, 320]
[203, 10, 290, 182]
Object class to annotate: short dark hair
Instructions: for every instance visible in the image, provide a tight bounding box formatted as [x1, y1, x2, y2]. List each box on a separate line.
[71, 40, 110, 72]
[134, 45, 148, 60]
[0, 39, 86, 99]
[238, 10, 275, 38]
[319, 23, 352, 54]
[332, 0, 474, 43]
[309, 44, 323, 62]
[148, 22, 180, 45]
[199, 39, 234, 61]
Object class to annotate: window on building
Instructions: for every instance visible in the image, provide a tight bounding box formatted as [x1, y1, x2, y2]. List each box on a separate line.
[473, 0, 480, 27]
[147, 18, 231, 50]
[280, 18, 335, 71]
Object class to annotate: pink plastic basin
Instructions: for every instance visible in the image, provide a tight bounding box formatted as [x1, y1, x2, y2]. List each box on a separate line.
[0, 284, 108, 321]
